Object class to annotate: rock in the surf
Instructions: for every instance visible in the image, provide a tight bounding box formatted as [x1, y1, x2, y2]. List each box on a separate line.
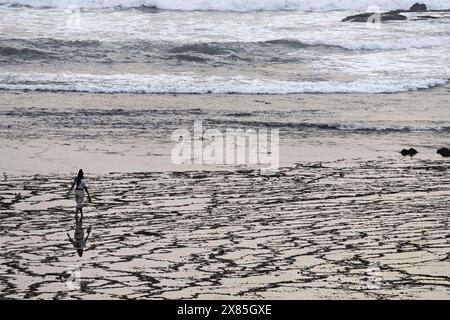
[342, 12, 407, 22]
[409, 3, 427, 12]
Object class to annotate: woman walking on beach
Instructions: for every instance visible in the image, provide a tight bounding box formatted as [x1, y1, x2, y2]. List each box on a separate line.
[67, 169, 91, 217]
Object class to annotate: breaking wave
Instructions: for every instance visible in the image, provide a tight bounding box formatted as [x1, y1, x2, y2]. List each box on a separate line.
[0, 72, 447, 94]
[1, 0, 450, 11]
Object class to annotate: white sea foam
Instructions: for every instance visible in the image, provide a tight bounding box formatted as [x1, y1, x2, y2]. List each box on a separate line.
[2, 0, 450, 11]
[0, 72, 446, 94]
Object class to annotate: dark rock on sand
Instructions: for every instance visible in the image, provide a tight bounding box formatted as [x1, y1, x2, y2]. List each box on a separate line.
[437, 148, 450, 157]
[342, 12, 407, 22]
[410, 3, 427, 12]
[401, 148, 418, 157]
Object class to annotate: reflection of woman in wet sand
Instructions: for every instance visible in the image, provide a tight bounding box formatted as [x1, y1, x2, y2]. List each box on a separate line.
[67, 169, 91, 217]
[67, 214, 91, 257]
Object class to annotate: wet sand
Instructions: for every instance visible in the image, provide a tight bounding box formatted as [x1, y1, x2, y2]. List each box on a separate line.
[1, 86, 449, 174]
[0, 159, 449, 299]
[1, 88, 450, 299]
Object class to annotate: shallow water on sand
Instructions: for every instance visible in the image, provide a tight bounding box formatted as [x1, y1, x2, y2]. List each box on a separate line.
[0, 159, 449, 299]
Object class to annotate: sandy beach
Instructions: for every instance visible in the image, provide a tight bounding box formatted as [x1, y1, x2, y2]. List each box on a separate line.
[1, 88, 450, 299]
[1, 86, 449, 174]
[1, 0, 450, 300]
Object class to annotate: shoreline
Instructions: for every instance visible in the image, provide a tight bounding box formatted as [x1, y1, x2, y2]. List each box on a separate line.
[1, 85, 449, 175]
[1, 80, 448, 102]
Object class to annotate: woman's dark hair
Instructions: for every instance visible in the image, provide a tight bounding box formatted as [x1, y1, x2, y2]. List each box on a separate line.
[75, 169, 84, 188]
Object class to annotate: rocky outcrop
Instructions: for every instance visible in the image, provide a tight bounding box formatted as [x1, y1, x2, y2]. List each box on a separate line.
[342, 3, 449, 23]
[342, 12, 407, 22]
[410, 3, 427, 12]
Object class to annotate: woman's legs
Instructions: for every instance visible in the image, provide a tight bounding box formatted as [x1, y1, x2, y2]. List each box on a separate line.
[75, 189, 84, 217]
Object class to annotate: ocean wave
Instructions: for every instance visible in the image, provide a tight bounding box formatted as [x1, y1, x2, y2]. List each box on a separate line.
[168, 43, 230, 55]
[302, 37, 450, 51]
[0, 39, 341, 62]
[261, 39, 346, 50]
[0, 46, 50, 57]
[214, 119, 450, 133]
[0, 72, 447, 94]
[1, 0, 450, 11]
[257, 37, 450, 51]
[2, 37, 449, 66]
